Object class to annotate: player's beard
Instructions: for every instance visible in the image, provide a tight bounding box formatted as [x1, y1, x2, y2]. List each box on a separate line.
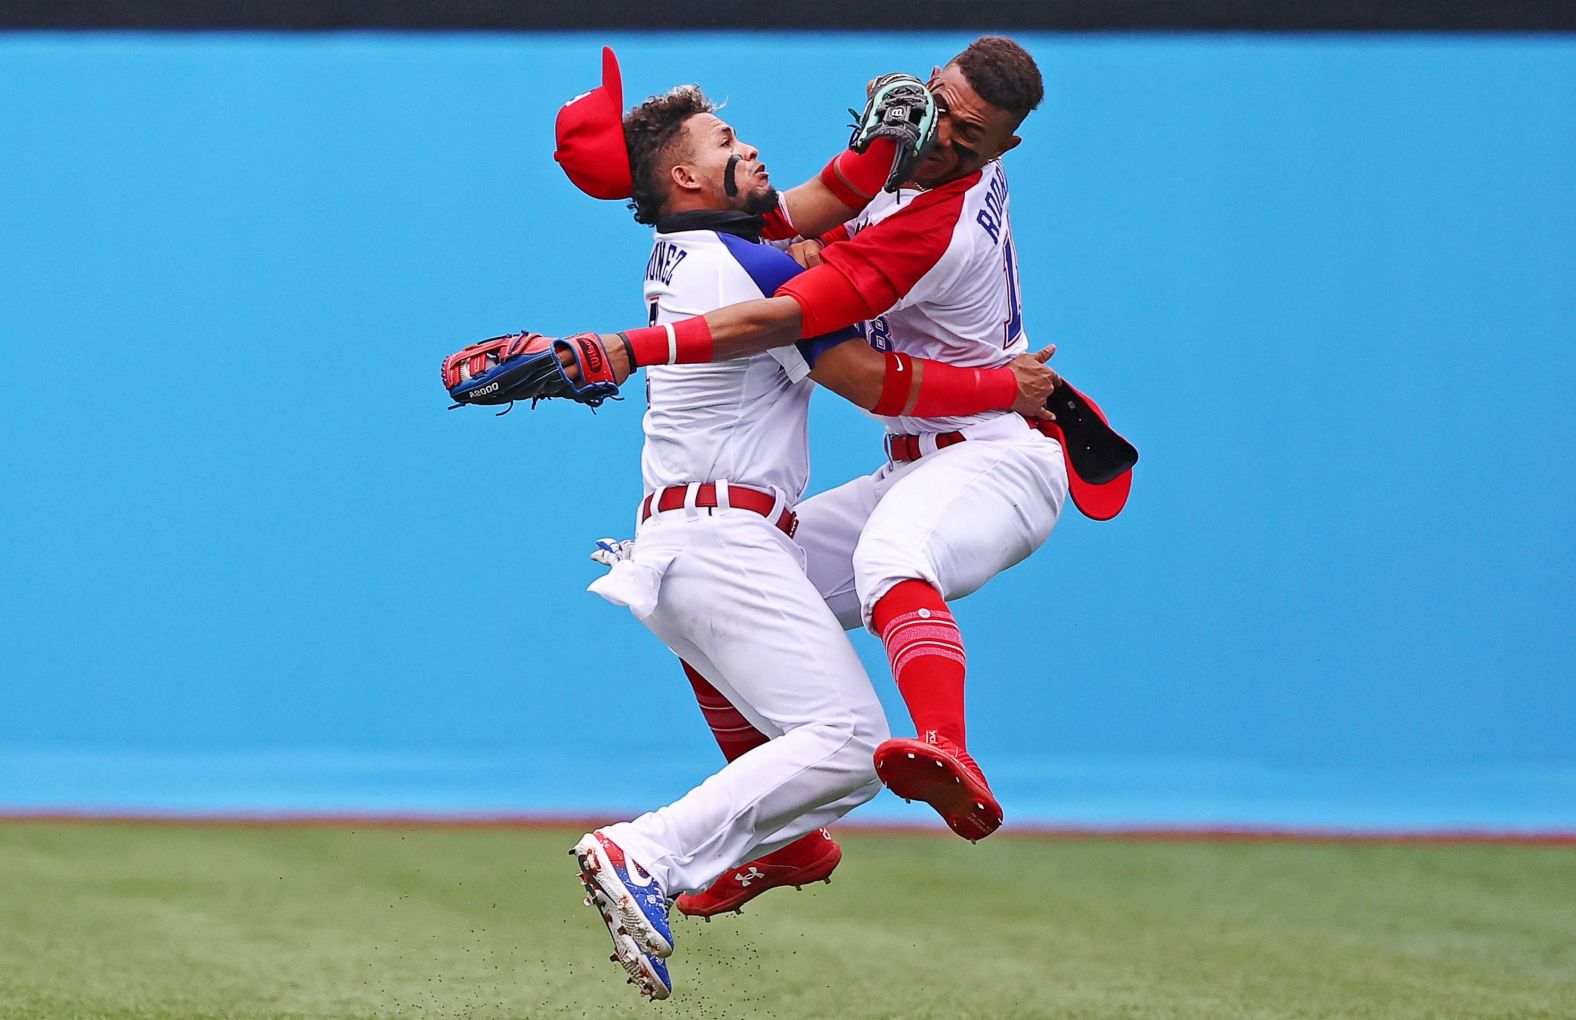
[742, 184, 779, 216]
[723, 154, 778, 215]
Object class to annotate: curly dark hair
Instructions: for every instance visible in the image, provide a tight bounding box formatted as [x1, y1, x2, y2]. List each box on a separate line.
[622, 85, 715, 226]
[949, 36, 1044, 124]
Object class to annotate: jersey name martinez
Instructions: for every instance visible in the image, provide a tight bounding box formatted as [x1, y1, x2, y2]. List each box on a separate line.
[645, 241, 688, 286]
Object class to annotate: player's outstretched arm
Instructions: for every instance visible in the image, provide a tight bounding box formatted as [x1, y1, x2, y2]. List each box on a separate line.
[583, 294, 805, 383]
[581, 241, 913, 385]
[774, 73, 939, 239]
[808, 340, 1059, 419]
[599, 220, 927, 381]
[779, 138, 897, 240]
[778, 176, 869, 242]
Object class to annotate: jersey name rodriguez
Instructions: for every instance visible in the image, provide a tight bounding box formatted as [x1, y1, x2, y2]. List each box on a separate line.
[844, 159, 1028, 435]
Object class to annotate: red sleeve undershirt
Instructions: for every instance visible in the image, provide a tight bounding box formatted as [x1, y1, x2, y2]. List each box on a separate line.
[774, 170, 980, 338]
[761, 206, 797, 242]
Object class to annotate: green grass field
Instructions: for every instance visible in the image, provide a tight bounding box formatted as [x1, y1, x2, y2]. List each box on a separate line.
[1, 822, 1572, 1019]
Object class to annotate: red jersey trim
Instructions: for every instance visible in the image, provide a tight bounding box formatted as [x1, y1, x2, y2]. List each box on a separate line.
[775, 171, 983, 337]
[776, 263, 873, 338]
[816, 170, 981, 317]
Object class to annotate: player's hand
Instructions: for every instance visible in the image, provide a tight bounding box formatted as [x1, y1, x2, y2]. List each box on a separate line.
[787, 239, 824, 269]
[850, 73, 939, 192]
[556, 333, 634, 385]
[864, 69, 939, 98]
[1008, 344, 1060, 420]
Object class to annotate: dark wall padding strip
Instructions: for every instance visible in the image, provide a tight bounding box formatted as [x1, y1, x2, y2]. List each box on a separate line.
[3, 0, 1575, 32]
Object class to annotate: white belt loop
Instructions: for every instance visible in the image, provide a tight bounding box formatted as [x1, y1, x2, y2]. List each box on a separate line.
[682, 481, 702, 519]
[714, 479, 732, 512]
[918, 432, 941, 458]
[764, 486, 787, 527]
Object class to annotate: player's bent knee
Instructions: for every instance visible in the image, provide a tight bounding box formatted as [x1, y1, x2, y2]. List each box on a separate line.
[844, 776, 884, 811]
[815, 712, 871, 755]
[853, 702, 890, 755]
[810, 712, 883, 786]
[849, 532, 900, 592]
[851, 535, 941, 624]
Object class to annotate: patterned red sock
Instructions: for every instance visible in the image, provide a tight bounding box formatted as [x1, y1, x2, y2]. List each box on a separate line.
[871, 580, 968, 749]
[682, 660, 770, 762]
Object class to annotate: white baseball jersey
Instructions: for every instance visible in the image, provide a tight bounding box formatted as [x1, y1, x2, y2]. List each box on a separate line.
[588, 211, 885, 895]
[825, 159, 1028, 436]
[640, 215, 843, 506]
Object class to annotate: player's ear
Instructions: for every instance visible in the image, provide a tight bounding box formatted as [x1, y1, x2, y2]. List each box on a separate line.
[997, 134, 1022, 158]
[669, 162, 702, 194]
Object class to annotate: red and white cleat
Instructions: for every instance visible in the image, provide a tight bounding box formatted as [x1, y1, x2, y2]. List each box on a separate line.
[874, 735, 1003, 841]
[675, 829, 842, 919]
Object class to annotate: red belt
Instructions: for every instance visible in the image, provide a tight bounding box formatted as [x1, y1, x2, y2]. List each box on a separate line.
[886, 417, 1057, 463]
[640, 483, 797, 537]
[885, 431, 966, 462]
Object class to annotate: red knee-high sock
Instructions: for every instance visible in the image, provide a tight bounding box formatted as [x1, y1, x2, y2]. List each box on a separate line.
[871, 580, 968, 749]
[682, 660, 771, 762]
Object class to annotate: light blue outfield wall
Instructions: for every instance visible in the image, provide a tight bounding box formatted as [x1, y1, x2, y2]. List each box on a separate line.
[2, 32, 1573, 829]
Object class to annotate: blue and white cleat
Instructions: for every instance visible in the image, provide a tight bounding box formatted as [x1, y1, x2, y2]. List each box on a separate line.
[572, 831, 674, 959]
[604, 927, 671, 1001]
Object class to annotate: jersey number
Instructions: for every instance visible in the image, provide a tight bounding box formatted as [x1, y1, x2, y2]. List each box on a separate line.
[1002, 230, 1023, 347]
[864, 315, 894, 352]
[645, 300, 658, 405]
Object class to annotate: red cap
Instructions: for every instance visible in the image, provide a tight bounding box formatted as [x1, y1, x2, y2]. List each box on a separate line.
[1063, 448, 1133, 521]
[553, 46, 632, 201]
[1043, 382, 1136, 522]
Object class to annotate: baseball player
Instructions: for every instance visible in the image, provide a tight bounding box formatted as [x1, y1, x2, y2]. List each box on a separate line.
[533, 40, 1137, 894]
[535, 51, 1060, 1000]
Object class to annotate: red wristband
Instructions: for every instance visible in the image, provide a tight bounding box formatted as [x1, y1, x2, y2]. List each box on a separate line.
[910, 363, 1018, 417]
[621, 316, 715, 367]
[872, 351, 914, 416]
[818, 137, 899, 208]
[871, 355, 1020, 418]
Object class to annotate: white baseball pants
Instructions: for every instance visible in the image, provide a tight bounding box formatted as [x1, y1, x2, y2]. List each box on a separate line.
[794, 414, 1070, 631]
[588, 505, 888, 894]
